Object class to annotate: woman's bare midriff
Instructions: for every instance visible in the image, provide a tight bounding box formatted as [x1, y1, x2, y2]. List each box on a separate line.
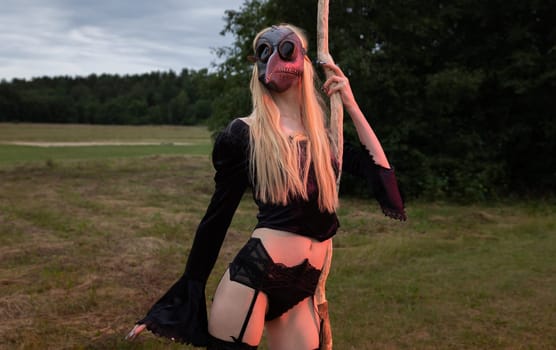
[251, 227, 330, 270]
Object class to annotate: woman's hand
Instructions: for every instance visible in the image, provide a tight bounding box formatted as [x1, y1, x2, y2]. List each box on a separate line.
[321, 62, 358, 112]
[125, 323, 146, 341]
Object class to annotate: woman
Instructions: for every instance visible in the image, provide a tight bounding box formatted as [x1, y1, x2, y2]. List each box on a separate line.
[127, 24, 405, 350]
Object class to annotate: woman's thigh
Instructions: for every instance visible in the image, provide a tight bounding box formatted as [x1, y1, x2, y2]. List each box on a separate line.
[208, 269, 268, 346]
[265, 296, 320, 350]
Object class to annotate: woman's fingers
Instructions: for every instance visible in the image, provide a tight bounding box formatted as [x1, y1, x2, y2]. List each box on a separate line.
[125, 324, 146, 341]
[320, 62, 350, 96]
[323, 74, 350, 97]
[319, 61, 357, 107]
[322, 75, 343, 90]
[320, 64, 357, 107]
[320, 62, 345, 78]
[324, 80, 346, 96]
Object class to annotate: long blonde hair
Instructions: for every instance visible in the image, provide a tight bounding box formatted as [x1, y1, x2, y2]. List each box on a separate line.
[248, 24, 338, 213]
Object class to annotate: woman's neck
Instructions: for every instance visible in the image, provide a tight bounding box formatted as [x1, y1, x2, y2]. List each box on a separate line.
[272, 84, 301, 116]
[271, 83, 305, 136]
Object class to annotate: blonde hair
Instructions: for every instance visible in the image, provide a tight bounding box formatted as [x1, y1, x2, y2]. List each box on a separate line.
[248, 24, 338, 212]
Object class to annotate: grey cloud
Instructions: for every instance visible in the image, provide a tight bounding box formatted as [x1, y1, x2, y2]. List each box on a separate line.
[0, 0, 243, 80]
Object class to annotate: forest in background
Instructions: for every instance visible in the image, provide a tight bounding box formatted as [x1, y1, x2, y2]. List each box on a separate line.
[0, 69, 218, 126]
[1, 0, 554, 201]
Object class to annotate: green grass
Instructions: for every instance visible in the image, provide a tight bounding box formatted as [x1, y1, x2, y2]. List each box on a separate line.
[0, 123, 555, 349]
[0, 123, 210, 142]
[0, 123, 212, 165]
[332, 201, 556, 349]
[0, 144, 212, 164]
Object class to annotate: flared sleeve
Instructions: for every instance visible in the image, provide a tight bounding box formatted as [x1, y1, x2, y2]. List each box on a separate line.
[137, 119, 250, 346]
[342, 142, 407, 221]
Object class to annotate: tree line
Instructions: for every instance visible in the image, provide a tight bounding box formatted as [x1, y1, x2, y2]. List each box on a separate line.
[0, 69, 220, 125]
[1, 0, 554, 201]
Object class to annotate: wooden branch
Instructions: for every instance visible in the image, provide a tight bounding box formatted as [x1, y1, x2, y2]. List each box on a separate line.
[317, 0, 343, 176]
[316, 2, 339, 349]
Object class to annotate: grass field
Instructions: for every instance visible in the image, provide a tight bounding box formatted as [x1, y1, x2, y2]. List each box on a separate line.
[0, 124, 555, 349]
[0, 123, 212, 164]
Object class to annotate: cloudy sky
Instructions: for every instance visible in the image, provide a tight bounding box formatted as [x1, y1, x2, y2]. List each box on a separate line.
[0, 0, 245, 80]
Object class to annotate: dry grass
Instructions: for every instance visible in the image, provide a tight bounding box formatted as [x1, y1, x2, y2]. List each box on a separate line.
[0, 126, 555, 349]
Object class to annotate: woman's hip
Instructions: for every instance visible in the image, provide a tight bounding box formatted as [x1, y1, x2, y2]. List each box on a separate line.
[250, 227, 331, 269]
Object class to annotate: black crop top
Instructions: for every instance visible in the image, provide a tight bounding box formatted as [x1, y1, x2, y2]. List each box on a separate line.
[253, 140, 340, 241]
[137, 118, 406, 346]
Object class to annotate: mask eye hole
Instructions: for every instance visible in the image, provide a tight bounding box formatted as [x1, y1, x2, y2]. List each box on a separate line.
[279, 40, 295, 60]
[256, 43, 272, 63]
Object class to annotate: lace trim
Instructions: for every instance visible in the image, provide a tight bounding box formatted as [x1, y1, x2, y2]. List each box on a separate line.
[137, 277, 208, 346]
[381, 205, 407, 221]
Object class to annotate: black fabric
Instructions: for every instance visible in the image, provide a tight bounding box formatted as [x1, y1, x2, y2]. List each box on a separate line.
[137, 278, 208, 346]
[342, 142, 407, 221]
[253, 164, 340, 242]
[229, 238, 322, 321]
[185, 119, 251, 282]
[251, 137, 340, 241]
[207, 334, 258, 350]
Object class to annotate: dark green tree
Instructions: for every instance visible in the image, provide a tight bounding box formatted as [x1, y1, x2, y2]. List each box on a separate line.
[211, 0, 555, 200]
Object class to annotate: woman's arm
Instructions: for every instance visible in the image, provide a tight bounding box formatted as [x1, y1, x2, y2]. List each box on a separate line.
[322, 62, 406, 220]
[322, 62, 390, 169]
[128, 119, 251, 345]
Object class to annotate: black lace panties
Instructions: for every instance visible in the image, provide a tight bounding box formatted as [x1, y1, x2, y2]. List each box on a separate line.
[229, 237, 322, 321]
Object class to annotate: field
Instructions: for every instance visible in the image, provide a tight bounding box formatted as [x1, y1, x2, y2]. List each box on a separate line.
[1, 123, 555, 349]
